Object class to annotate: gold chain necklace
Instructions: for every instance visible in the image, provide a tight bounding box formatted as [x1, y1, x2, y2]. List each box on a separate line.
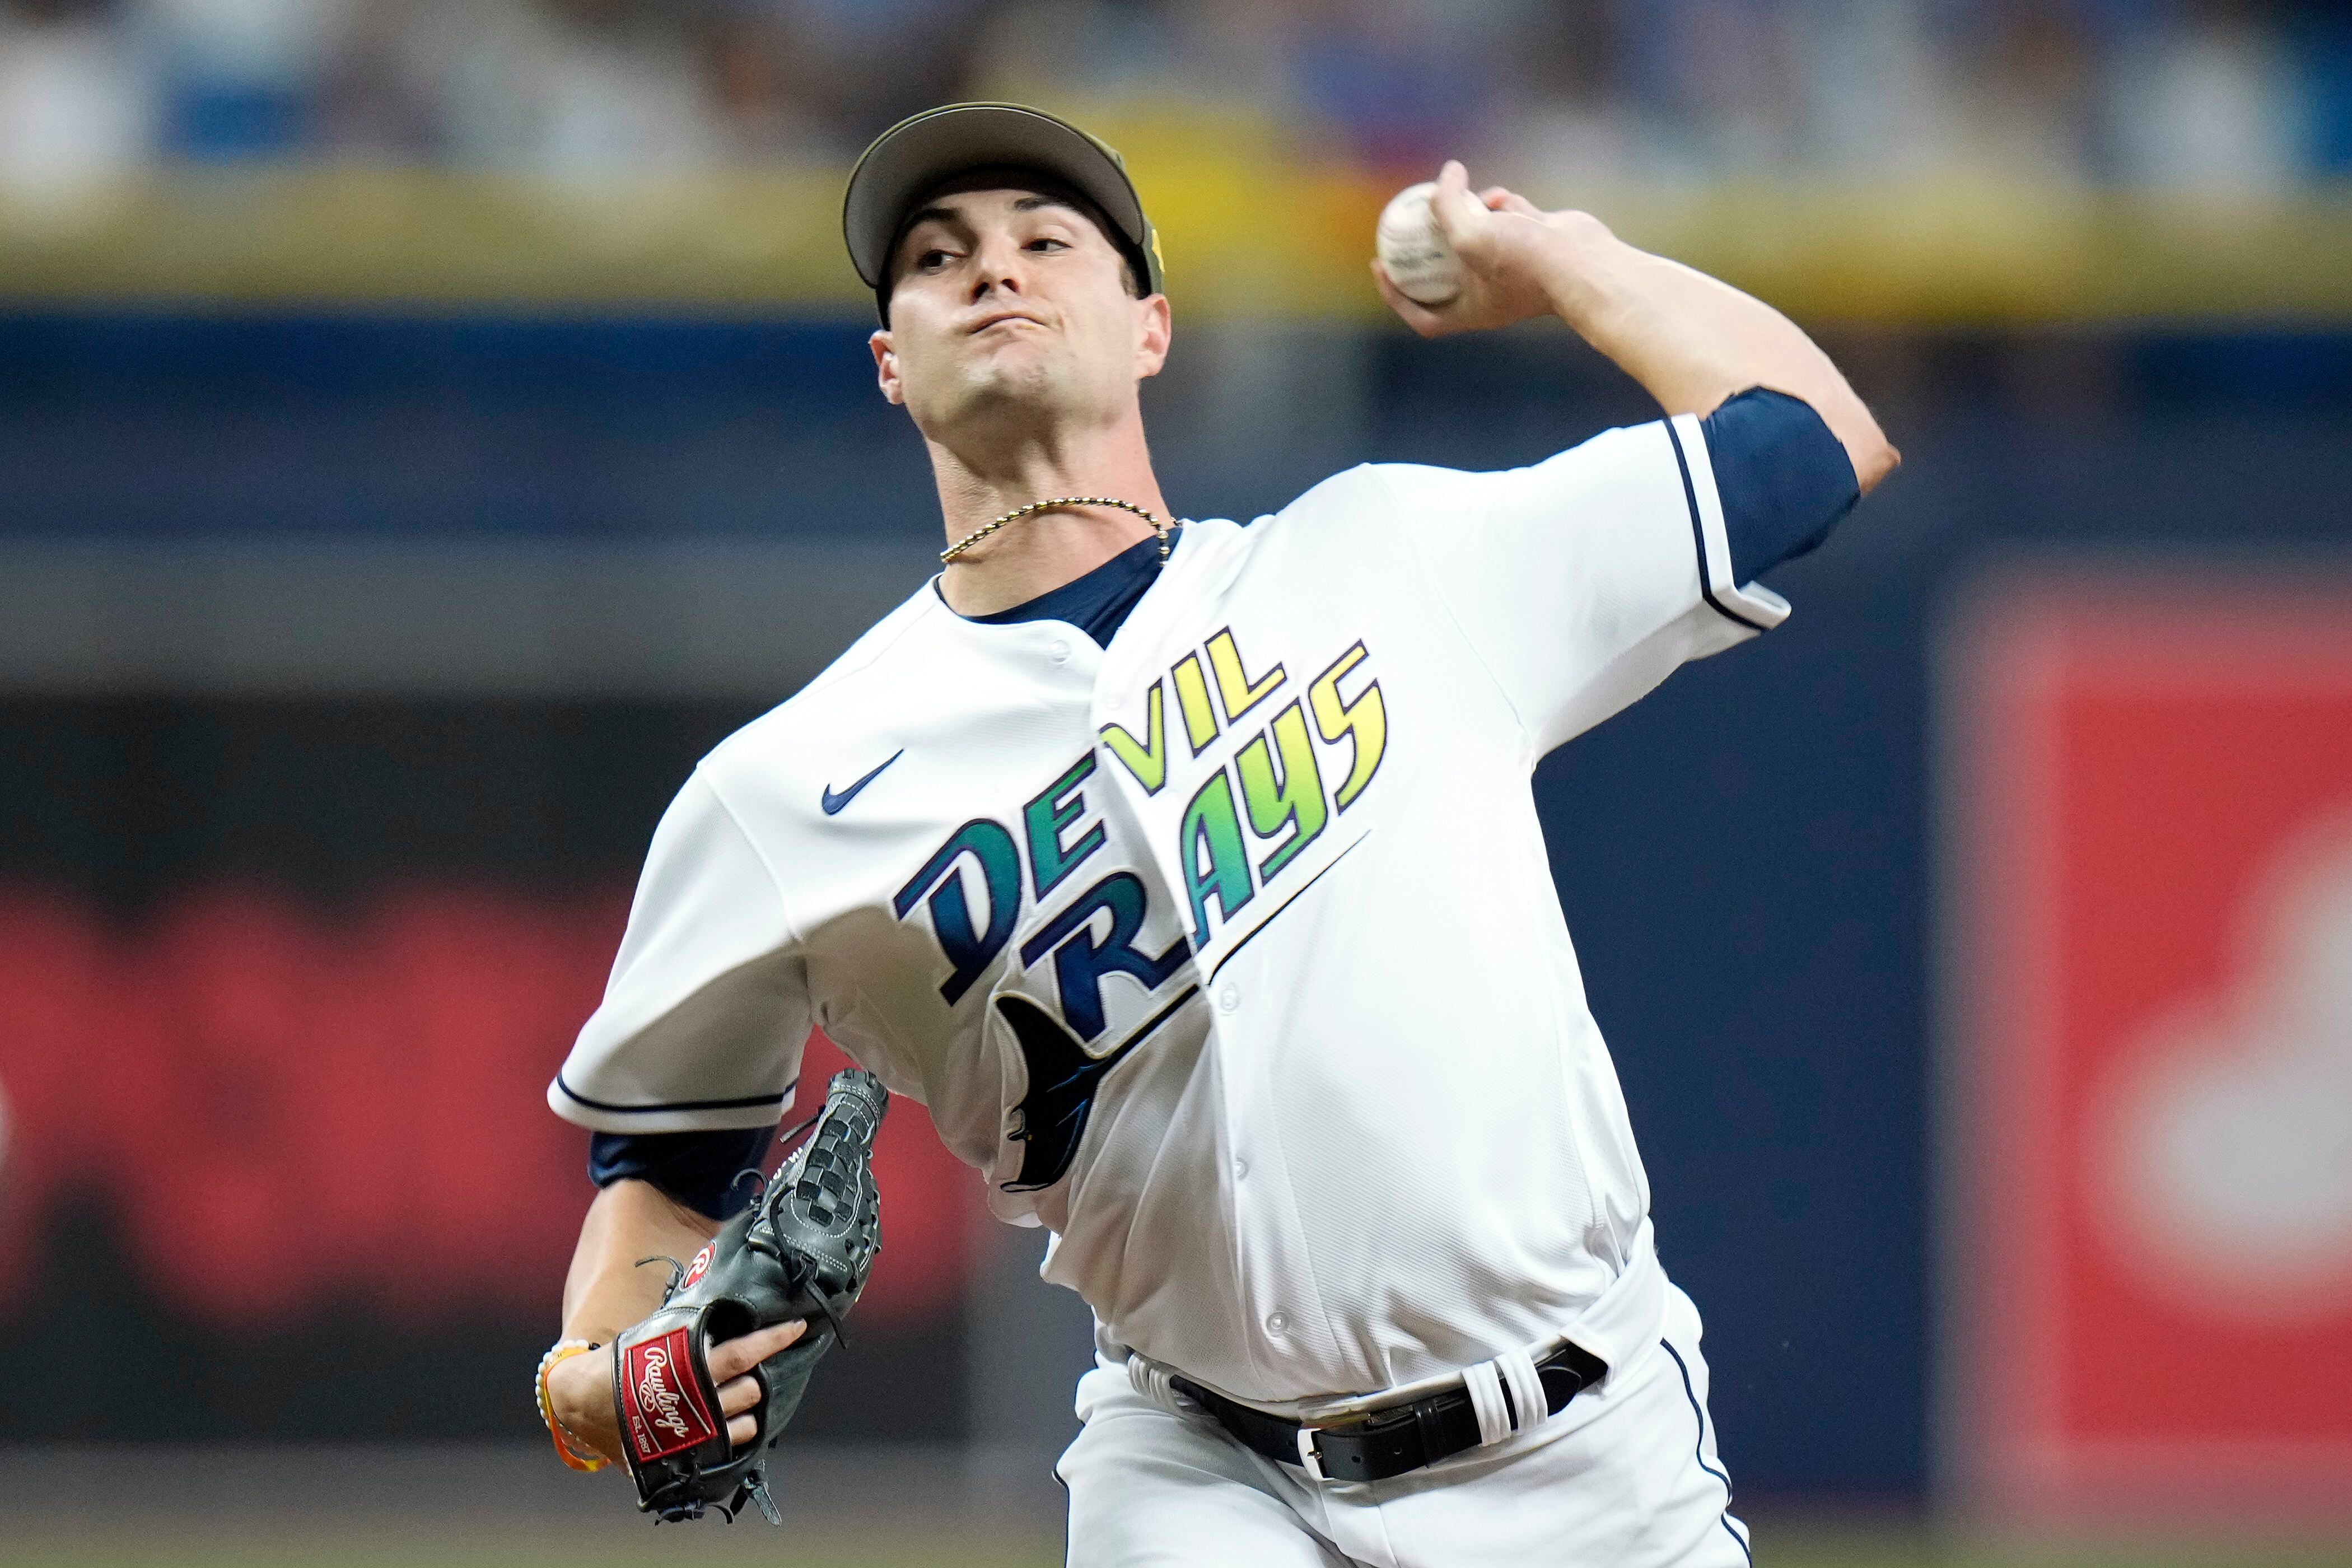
[940, 496, 1169, 566]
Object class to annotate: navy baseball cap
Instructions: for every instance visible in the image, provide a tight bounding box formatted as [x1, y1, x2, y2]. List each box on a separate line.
[843, 102, 1164, 324]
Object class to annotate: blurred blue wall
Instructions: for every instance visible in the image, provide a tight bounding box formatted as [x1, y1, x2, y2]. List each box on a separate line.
[4, 312, 2347, 1494]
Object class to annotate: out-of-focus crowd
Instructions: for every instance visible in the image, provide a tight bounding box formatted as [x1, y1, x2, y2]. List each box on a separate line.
[1, 0, 2348, 201]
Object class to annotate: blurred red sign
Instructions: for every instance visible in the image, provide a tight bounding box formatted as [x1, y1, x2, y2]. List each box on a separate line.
[1953, 578, 2352, 1525]
[0, 884, 976, 1328]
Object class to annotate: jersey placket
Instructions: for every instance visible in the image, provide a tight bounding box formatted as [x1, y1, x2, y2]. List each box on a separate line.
[1080, 631, 1254, 1366]
[1085, 536, 1337, 1396]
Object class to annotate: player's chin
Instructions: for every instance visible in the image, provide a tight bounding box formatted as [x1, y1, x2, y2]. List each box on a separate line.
[951, 353, 1079, 416]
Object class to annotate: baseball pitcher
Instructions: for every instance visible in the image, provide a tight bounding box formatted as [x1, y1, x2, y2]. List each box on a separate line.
[536, 102, 1896, 1564]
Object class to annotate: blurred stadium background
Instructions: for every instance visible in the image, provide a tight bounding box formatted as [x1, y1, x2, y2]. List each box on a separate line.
[1, 0, 2349, 1564]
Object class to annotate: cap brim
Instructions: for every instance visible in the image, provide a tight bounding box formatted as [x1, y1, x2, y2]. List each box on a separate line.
[843, 102, 1151, 294]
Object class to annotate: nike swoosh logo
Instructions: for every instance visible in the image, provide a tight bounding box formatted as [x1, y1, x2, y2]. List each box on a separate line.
[821, 750, 903, 815]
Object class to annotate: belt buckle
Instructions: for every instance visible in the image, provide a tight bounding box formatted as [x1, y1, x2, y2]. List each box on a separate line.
[1294, 1425, 1328, 1485]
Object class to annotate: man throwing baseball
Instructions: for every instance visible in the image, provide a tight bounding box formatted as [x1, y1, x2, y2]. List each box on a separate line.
[540, 101, 1895, 1566]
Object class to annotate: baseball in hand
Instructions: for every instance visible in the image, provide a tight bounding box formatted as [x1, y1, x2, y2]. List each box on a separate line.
[1375, 181, 1463, 306]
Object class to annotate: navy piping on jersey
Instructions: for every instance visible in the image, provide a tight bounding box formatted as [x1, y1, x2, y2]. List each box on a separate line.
[1665, 419, 1772, 634]
[1670, 386, 1860, 632]
[556, 1072, 794, 1116]
[1660, 1337, 1752, 1566]
[1053, 1454, 1074, 1568]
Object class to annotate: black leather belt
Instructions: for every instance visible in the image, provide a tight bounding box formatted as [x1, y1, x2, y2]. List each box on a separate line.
[1170, 1339, 1608, 1485]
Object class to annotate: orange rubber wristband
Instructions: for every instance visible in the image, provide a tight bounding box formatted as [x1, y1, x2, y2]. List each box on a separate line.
[535, 1339, 609, 1473]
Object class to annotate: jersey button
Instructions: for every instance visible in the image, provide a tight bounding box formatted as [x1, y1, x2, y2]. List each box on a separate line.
[1047, 639, 1071, 663]
[1265, 1311, 1290, 1336]
[1233, 1157, 1249, 1180]
[1216, 984, 1239, 1014]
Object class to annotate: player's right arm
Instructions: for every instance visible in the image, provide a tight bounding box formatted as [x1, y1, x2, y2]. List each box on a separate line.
[1356, 160, 1900, 754]
[1376, 160, 1900, 496]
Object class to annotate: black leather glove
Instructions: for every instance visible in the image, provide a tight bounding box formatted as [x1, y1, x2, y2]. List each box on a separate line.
[610, 1069, 887, 1524]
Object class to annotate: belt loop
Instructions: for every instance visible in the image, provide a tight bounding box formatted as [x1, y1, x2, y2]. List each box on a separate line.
[1126, 1353, 1194, 1417]
[1460, 1359, 1513, 1446]
[1495, 1347, 1547, 1434]
[1295, 1425, 1327, 1485]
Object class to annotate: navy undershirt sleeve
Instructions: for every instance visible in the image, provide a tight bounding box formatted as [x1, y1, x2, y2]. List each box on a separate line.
[1698, 387, 1860, 582]
[589, 1126, 776, 1221]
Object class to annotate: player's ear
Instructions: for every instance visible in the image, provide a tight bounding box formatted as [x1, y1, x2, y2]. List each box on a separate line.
[869, 328, 904, 407]
[1133, 293, 1171, 382]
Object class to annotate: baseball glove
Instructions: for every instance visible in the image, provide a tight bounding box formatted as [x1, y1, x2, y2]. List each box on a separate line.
[610, 1068, 888, 1524]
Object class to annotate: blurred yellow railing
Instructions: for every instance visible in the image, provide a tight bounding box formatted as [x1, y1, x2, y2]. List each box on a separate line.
[3, 158, 2348, 324]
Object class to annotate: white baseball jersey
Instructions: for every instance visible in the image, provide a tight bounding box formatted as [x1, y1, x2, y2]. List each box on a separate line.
[550, 413, 1788, 1407]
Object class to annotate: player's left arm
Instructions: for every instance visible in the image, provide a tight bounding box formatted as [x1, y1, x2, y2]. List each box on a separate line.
[1374, 160, 1900, 497]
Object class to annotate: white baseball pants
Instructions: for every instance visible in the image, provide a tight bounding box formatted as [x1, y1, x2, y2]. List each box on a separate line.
[1058, 1285, 1751, 1568]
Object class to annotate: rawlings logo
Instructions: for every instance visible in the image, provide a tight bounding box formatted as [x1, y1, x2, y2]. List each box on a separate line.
[622, 1327, 718, 1462]
[682, 1244, 714, 1291]
[638, 1350, 692, 1440]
